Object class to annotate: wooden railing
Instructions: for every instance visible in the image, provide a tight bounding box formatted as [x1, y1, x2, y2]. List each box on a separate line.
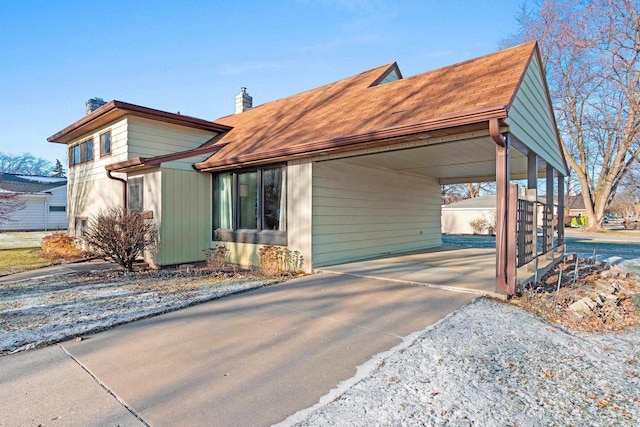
[515, 198, 557, 268]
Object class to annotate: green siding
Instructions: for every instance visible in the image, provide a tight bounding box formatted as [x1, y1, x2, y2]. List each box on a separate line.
[506, 57, 567, 175]
[157, 168, 211, 265]
[312, 159, 441, 267]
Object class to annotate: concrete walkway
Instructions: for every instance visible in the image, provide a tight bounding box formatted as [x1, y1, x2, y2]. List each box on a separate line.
[0, 272, 476, 426]
[0, 259, 115, 284]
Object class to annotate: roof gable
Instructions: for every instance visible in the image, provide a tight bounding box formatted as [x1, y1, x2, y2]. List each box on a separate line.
[196, 42, 538, 171]
[504, 49, 568, 175]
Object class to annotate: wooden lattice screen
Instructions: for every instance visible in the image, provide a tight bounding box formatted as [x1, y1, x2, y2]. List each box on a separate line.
[516, 199, 535, 267]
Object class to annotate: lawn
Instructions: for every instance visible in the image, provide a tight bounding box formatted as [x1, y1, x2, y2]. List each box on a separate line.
[0, 247, 53, 276]
[0, 231, 60, 276]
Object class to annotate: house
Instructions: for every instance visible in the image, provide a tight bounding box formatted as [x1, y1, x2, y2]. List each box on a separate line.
[442, 195, 497, 235]
[48, 41, 568, 294]
[0, 173, 67, 231]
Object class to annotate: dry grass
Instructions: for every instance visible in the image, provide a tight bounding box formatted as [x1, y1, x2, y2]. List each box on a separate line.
[511, 264, 640, 332]
[0, 248, 52, 276]
[39, 233, 84, 261]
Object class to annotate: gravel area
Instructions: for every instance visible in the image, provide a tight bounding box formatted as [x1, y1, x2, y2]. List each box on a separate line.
[0, 270, 277, 355]
[286, 298, 639, 426]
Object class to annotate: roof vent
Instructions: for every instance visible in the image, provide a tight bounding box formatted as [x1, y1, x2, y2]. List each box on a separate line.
[86, 97, 106, 115]
[235, 87, 252, 114]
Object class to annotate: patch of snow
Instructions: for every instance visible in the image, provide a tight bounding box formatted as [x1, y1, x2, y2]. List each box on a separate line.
[289, 298, 639, 426]
[16, 175, 66, 183]
[0, 274, 275, 355]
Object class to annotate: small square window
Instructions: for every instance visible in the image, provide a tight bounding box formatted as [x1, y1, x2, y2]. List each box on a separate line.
[128, 178, 144, 212]
[75, 217, 87, 237]
[100, 131, 111, 156]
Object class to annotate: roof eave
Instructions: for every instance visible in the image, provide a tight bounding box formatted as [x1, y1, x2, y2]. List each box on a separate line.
[195, 107, 508, 172]
[48, 100, 232, 145]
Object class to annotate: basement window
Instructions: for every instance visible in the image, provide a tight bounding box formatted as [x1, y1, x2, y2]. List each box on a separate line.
[213, 165, 286, 245]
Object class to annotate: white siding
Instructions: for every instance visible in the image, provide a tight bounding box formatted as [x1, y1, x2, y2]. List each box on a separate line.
[45, 186, 68, 230]
[442, 208, 496, 235]
[287, 159, 313, 272]
[0, 186, 68, 231]
[312, 159, 441, 267]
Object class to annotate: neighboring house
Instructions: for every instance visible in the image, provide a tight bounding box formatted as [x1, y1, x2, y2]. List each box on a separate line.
[566, 194, 586, 217]
[48, 41, 568, 294]
[0, 173, 67, 231]
[442, 196, 496, 235]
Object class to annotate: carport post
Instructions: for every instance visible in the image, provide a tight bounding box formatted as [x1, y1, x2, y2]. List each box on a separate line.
[494, 132, 511, 294]
[527, 152, 538, 269]
[546, 164, 555, 259]
[558, 173, 565, 248]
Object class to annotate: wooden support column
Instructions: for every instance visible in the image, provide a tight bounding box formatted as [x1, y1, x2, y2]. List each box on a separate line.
[546, 164, 555, 258]
[557, 173, 565, 248]
[495, 137, 511, 294]
[507, 184, 518, 293]
[527, 152, 538, 267]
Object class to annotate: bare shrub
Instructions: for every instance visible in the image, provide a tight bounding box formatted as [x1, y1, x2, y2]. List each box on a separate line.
[0, 192, 25, 222]
[204, 245, 230, 270]
[84, 207, 158, 272]
[258, 245, 303, 276]
[40, 233, 84, 260]
[469, 213, 497, 235]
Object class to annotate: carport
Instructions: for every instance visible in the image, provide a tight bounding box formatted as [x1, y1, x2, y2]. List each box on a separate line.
[197, 41, 569, 295]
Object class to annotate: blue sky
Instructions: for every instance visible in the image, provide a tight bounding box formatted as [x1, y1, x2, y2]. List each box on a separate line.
[0, 1, 522, 166]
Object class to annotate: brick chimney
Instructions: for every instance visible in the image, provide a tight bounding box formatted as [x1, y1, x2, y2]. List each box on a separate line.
[235, 87, 252, 114]
[86, 97, 106, 115]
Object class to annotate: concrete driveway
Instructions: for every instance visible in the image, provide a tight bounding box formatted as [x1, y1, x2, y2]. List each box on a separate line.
[1, 272, 476, 427]
[319, 246, 497, 294]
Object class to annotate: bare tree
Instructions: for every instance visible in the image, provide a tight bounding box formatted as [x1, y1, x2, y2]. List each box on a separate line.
[0, 152, 54, 176]
[0, 192, 25, 223]
[505, 0, 640, 229]
[442, 182, 495, 204]
[84, 207, 158, 272]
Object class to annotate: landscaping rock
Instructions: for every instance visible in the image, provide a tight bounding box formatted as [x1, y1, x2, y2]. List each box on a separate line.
[569, 297, 597, 314]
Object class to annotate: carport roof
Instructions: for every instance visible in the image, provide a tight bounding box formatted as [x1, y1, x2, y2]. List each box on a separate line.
[196, 41, 556, 172]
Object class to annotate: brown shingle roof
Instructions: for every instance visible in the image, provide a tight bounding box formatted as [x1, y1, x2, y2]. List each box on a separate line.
[195, 41, 537, 171]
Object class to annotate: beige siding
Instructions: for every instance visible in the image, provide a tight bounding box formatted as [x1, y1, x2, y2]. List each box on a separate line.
[287, 159, 313, 272]
[312, 159, 441, 267]
[127, 116, 216, 170]
[66, 117, 129, 185]
[442, 208, 496, 235]
[211, 242, 263, 268]
[157, 168, 211, 265]
[67, 177, 124, 226]
[507, 58, 566, 174]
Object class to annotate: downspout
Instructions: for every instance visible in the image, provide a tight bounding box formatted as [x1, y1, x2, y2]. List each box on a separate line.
[490, 118, 506, 146]
[107, 170, 127, 211]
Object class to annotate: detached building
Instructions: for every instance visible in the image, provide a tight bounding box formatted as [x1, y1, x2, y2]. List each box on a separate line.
[0, 173, 67, 231]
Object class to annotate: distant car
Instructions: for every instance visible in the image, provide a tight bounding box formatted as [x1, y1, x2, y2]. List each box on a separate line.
[603, 215, 616, 224]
